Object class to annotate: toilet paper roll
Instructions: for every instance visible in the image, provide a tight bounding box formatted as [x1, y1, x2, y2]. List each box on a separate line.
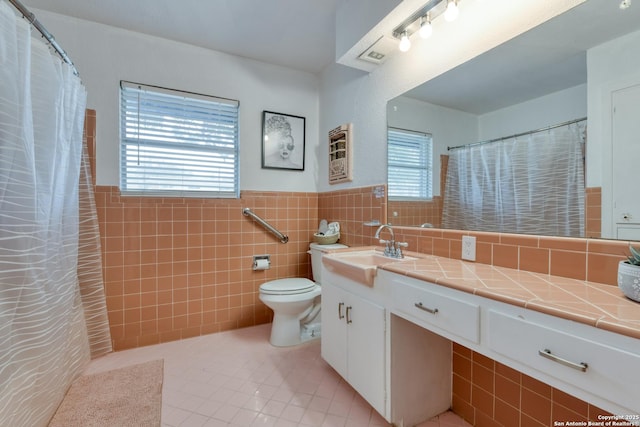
[253, 259, 270, 270]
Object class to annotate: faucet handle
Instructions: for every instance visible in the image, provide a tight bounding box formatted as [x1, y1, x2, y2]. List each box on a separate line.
[395, 241, 408, 258]
[379, 239, 393, 256]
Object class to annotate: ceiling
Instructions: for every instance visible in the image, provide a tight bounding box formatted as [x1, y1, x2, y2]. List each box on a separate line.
[403, 0, 640, 114]
[22, 0, 342, 74]
[20, 0, 640, 113]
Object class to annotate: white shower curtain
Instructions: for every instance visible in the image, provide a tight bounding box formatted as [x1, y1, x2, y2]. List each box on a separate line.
[0, 2, 110, 425]
[442, 120, 586, 237]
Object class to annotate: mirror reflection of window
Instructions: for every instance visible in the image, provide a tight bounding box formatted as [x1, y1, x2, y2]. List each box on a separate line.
[387, 128, 433, 200]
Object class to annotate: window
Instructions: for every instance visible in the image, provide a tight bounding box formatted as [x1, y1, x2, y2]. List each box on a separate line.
[119, 81, 239, 198]
[387, 127, 433, 199]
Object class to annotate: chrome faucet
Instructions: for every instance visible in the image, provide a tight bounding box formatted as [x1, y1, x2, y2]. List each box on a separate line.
[374, 224, 408, 258]
[374, 224, 395, 241]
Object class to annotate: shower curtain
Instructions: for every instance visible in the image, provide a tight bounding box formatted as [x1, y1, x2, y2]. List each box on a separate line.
[0, 2, 111, 426]
[442, 120, 586, 237]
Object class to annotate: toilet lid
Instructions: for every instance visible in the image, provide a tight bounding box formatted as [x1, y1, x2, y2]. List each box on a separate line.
[260, 278, 317, 295]
[309, 242, 349, 251]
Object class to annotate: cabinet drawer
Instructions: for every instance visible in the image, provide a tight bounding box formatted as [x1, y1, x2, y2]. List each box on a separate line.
[488, 310, 640, 413]
[391, 278, 480, 343]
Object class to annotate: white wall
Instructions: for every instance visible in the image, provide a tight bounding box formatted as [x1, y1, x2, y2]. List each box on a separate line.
[335, 0, 402, 62]
[387, 96, 478, 197]
[33, 10, 321, 192]
[478, 84, 587, 142]
[34, 0, 583, 195]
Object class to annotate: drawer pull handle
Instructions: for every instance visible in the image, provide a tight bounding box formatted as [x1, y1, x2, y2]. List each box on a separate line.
[346, 306, 352, 324]
[414, 302, 439, 315]
[538, 349, 588, 372]
[338, 302, 344, 319]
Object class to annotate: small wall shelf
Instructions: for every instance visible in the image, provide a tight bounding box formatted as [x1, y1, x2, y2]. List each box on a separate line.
[328, 123, 353, 184]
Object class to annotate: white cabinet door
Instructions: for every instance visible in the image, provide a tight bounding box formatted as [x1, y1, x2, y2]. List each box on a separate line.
[320, 281, 386, 416]
[321, 282, 348, 379]
[347, 293, 385, 414]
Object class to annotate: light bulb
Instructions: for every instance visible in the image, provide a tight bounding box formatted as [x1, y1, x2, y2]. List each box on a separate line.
[620, 0, 631, 9]
[419, 16, 432, 39]
[399, 32, 411, 52]
[444, 0, 459, 22]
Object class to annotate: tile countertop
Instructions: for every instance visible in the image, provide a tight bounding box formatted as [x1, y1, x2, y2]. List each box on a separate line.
[379, 251, 640, 340]
[324, 246, 640, 340]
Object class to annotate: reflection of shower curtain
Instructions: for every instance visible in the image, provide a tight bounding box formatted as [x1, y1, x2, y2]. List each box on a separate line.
[442, 121, 586, 237]
[0, 3, 111, 426]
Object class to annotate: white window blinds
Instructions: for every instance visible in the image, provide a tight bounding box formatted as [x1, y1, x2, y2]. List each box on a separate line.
[387, 127, 433, 199]
[120, 81, 239, 198]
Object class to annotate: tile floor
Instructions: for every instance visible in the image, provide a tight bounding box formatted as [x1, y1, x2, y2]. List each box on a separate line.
[85, 324, 470, 427]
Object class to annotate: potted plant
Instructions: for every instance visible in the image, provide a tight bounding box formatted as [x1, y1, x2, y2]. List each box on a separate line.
[618, 245, 640, 302]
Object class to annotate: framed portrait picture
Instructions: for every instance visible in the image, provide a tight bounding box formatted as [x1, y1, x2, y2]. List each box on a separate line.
[262, 111, 305, 171]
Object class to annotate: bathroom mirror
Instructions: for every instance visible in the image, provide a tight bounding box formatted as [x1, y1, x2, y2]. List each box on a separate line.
[387, 0, 640, 240]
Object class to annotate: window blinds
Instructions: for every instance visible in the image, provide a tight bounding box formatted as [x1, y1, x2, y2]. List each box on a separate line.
[120, 81, 239, 198]
[387, 127, 433, 199]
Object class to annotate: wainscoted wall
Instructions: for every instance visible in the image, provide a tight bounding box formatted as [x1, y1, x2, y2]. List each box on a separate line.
[387, 197, 442, 228]
[585, 187, 602, 239]
[317, 185, 387, 248]
[86, 112, 320, 350]
[95, 187, 319, 350]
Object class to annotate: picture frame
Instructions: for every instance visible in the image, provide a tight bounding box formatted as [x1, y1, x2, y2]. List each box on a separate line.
[261, 111, 305, 171]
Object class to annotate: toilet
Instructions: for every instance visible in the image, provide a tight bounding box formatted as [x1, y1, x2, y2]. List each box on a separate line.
[259, 242, 348, 347]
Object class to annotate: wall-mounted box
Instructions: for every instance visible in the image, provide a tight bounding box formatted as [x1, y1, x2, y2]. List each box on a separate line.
[328, 123, 353, 184]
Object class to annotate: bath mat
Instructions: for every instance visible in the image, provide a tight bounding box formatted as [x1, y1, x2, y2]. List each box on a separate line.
[48, 359, 164, 427]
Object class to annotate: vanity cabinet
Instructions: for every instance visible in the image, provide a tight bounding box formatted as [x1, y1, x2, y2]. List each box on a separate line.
[321, 280, 386, 415]
[380, 270, 640, 417]
[488, 309, 640, 414]
[321, 253, 640, 423]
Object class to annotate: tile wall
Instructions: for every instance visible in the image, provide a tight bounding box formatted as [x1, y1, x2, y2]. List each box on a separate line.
[451, 344, 611, 427]
[86, 110, 627, 425]
[387, 197, 442, 228]
[86, 112, 320, 350]
[317, 185, 387, 247]
[585, 187, 602, 239]
[94, 187, 319, 350]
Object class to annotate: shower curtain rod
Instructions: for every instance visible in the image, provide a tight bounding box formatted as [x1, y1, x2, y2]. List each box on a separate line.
[6, 0, 79, 76]
[447, 116, 587, 151]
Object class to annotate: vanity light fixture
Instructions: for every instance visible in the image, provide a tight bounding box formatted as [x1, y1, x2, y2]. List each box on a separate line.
[399, 31, 411, 52]
[392, 0, 461, 53]
[620, 0, 631, 9]
[444, 0, 459, 22]
[419, 15, 433, 39]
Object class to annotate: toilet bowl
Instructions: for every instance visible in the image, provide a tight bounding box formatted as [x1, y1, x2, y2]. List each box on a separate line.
[259, 242, 348, 347]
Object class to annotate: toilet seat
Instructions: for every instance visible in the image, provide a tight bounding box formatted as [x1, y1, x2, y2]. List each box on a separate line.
[260, 278, 317, 295]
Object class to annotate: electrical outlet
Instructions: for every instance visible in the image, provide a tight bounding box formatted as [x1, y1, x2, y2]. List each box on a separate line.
[461, 236, 476, 261]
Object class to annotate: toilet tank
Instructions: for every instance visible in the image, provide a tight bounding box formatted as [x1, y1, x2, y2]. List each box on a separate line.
[308, 242, 348, 284]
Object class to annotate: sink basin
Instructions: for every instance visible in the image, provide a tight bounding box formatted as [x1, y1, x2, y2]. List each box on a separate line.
[322, 249, 418, 287]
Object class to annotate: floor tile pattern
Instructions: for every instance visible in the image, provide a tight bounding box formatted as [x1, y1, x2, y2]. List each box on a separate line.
[85, 324, 469, 427]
